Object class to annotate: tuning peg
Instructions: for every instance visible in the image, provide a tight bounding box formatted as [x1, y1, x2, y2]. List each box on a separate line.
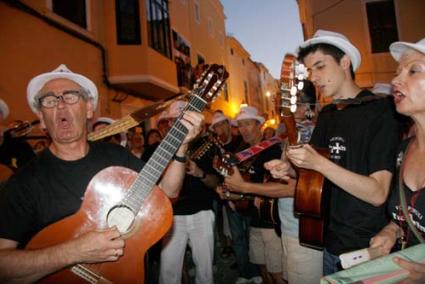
[290, 86, 297, 96]
[297, 81, 304, 90]
[290, 104, 297, 113]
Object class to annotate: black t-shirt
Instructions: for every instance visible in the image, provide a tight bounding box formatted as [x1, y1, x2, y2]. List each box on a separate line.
[0, 137, 36, 169]
[242, 143, 282, 228]
[0, 142, 143, 246]
[310, 90, 400, 255]
[388, 138, 425, 247]
[172, 137, 218, 215]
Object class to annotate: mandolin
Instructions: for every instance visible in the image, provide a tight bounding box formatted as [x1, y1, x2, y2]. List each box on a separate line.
[279, 54, 328, 249]
[26, 64, 229, 283]
[212, 137, 280, 225]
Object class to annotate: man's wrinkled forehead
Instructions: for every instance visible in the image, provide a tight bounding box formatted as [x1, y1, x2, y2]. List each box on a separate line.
[39, 78, 83, 94]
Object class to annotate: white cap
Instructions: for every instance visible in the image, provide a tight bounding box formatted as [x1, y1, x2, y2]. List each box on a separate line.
[91, 117, 127, 147]
[167, 100, 188, 118]
[0, 99, 9, 119]
[92, 116, 115, 128]
[390, 38, 425, 62]
[27, 64, 98, 113]
[372, 83, 392, 96]
[235, 106, 265, 125]
[209, 112, 230, 130]
[298, 29, 361, 71]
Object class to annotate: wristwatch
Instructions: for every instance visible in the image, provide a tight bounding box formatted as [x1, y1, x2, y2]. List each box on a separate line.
[173, 154, 187, 163]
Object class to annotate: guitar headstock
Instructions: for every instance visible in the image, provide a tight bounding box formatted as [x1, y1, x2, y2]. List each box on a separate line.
[208, 134, 239, 177]
[279, 54, 308, 115]
[193, 64, 229, 103]
[189, 131, 220, 161]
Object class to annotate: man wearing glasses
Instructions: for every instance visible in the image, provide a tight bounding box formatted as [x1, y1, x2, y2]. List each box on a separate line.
[0, 64, 204, 282]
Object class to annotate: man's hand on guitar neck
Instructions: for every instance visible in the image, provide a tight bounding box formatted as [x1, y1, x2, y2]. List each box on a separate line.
[179, 112, 204, 147]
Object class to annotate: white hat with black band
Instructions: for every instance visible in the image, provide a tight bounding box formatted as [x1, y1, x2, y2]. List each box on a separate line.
[27, 64, 98, 113]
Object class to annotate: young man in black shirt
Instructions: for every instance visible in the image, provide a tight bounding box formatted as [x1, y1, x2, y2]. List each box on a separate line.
[0, 64, 203, 283]
[267, 30, 400, 275]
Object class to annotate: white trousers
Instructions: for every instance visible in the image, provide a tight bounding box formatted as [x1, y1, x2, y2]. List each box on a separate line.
[159, 210, 215, 284]
[281, 234, 323, 284]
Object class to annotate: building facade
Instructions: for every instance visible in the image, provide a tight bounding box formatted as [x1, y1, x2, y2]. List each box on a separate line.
[298, 0, 425, 88]
[0, 0, 276, 130]
[0, 0, 224, 122]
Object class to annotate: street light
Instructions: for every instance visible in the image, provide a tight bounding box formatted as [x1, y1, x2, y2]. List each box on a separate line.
[266, 91, 271, 97]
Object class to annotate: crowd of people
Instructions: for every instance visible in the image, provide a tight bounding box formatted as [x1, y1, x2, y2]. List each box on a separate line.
[0, 30, 424, 284]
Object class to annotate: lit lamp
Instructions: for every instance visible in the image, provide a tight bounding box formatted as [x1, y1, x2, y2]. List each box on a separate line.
[265, 91, 271, 97]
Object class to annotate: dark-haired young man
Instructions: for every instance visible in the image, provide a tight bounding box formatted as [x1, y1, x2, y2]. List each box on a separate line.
[266, 30, 400, 275]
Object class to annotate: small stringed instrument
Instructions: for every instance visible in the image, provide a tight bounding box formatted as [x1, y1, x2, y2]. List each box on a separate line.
[188, 131, 221, 161]
[26, 64, 229, 283]
[279, 54, 328, 249]
[213, 138, 280, 225]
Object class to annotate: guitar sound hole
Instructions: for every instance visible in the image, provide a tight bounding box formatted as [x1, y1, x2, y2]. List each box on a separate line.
[107, 205, 135, 234]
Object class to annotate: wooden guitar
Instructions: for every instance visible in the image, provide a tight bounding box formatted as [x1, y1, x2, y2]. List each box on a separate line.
[213, 138, 280, 225]
[279, 54, 327, 249]
[26, 64, 229, 283]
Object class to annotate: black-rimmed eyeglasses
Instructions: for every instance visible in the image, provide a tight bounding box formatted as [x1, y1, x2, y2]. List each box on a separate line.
[38, 90, 87, 109]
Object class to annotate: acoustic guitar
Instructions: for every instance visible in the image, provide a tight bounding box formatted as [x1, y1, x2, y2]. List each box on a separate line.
[26, 64, 229, 283]
[279, 54, 328, 249]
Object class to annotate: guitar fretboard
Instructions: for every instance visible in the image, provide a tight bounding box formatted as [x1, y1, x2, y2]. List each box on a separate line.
[122, 94, 207, 212]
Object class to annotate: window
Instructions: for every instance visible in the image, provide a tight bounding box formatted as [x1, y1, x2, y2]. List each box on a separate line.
[242, 58, 245, 65]
[52, 0, 87, 29]
[194, 0, 201, 23]
[208, 17, 214, 37]
[218, 32, 224, 47]
[244, 80, 249, 104]
[230, 48, 234, 55]
[366, 0, 399, 53]
[146, 0, 172, 58]
[116, 0, 141, 44]
[197, 54, 205, 65]
[172, 30, 191, 57]
[223, 82, 229, 101]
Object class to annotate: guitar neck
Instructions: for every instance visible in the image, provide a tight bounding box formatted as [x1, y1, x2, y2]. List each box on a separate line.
[123, 95, 208, 211]
[281, 112, 298, 146]
[88, 115, 138, 141]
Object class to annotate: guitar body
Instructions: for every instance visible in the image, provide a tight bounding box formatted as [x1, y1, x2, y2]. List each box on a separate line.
[26, 166, 173, 284]
[294, 148, 328, 249]
[298, 216, 325, 249]
[294, 148, 328, 218]
[258, 197, 280, 225]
